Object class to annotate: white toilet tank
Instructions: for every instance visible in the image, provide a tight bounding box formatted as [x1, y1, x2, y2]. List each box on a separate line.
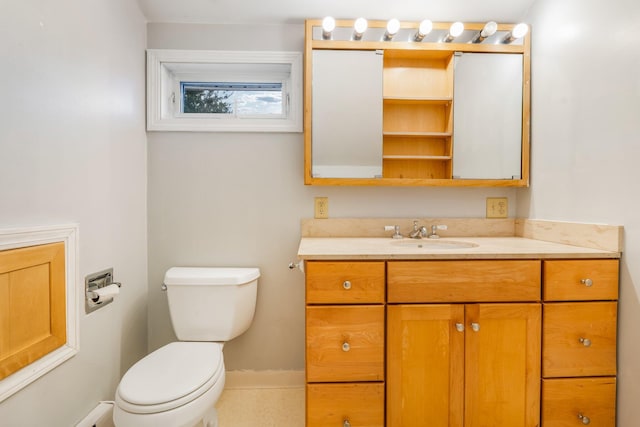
[163, 267, 260, 341]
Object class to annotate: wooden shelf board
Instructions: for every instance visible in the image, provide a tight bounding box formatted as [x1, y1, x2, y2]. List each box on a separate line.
[383, 155, 452, 160]
[384, 131, 451, 138]
[384, 97, 452, 105]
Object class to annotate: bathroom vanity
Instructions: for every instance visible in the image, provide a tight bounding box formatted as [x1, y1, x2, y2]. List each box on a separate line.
[298, 219, 621, 426]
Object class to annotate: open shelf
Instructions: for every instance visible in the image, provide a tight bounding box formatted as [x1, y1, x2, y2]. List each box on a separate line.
[382, 51, 454, 179]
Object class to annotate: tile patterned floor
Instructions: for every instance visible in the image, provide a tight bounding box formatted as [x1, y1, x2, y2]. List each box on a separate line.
[216, 387, 305, 427]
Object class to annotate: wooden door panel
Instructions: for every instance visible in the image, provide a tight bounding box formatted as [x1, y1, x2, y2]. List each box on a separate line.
[387, 304, 465, 427]
[464, 303, 541, 427]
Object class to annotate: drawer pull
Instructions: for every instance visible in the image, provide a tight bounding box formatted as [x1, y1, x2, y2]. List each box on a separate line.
[343, 420, 351, 427]
[581, 278, 594, 287]
[342, 342, 351, 352]
[342, 280, 352, 290]
[471, 322, 480, 332]
[579, 337, 592, 347]
[578, 413, 591, 425]
[455, 323, 465, 332]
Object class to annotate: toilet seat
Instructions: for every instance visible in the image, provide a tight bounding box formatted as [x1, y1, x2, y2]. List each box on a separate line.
[116, 342, 223, 414]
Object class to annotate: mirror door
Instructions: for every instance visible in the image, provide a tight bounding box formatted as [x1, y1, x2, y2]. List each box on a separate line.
[311, 50, 383, 178]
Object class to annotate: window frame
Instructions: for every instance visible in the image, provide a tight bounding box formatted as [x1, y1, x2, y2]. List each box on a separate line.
[147, 49, 303, 132]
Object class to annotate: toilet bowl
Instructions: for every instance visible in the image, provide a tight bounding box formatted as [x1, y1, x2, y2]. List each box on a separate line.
[113, 267, 259, 427]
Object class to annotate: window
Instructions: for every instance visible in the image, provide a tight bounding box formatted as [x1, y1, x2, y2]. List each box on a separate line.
[180, 82, 283, 115]
[147, 50, 302, 132]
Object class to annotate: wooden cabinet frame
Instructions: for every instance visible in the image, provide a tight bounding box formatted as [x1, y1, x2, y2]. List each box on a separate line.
[304, 19, 531, 187]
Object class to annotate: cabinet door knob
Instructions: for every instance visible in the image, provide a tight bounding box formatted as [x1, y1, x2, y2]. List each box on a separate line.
[343, 420, 351, 427]
[581, 278, 593, 287]
[471, 322, 480, 332]
[342, 342, 351, 352]
[579, 337, 592, 347]
[578, 413, 591, 424]
[455, 323, 465, 332]
[342, 280, 352, 290]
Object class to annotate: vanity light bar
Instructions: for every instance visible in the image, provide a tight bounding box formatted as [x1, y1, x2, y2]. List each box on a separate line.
[316, 18, 529, 44]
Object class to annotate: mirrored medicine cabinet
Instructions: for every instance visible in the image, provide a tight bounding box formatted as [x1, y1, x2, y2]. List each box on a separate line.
[304, 19, 531, 187]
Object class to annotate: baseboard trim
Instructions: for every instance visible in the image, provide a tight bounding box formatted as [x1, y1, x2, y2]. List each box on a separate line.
[225, 370, 305, 389]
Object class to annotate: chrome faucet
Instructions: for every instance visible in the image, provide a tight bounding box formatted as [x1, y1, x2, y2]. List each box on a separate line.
[409, 221, 428, 239]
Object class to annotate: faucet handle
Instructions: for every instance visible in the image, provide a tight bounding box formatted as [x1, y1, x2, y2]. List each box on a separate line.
[429, 224, 448, 239]
[384, 225, 404, 239]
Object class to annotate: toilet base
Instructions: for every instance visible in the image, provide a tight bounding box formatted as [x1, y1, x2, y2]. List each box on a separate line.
[202, 407, 217, 427]
[114, 373, 225, 427]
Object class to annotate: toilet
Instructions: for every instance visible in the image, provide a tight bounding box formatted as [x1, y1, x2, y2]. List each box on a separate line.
[113, 267, 260, 427]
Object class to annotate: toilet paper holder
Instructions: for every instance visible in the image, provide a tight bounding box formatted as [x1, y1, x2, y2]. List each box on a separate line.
[85, 268, 122, 314]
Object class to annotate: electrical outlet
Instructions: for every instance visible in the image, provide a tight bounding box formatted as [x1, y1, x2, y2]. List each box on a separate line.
[314, 197, 329, 219]
[486, 197, 508, 218]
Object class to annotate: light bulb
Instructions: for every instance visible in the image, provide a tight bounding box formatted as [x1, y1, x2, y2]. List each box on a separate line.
[321, 16, 335, 40]
[444, 21, 464, 42]
[353, 17, 368, 40]
[414, 19, 433, 41]
[450, 22, 464, 37]
[481, 21, 498, 38]
[512, 23, 529, 39]
[472, 21, 497, 43]
[503, 22, 529, 43]
[384, 18, 400, 41]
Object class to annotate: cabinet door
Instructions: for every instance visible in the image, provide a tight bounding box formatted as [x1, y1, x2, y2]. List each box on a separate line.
[387, 304, 465, 427]
[464, 304, 541, 427]
[311, 50, 383, 178]
[452, 53, 523, 180]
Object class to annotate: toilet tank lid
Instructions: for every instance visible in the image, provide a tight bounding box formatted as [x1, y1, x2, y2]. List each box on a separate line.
[164, 267, 260, 286]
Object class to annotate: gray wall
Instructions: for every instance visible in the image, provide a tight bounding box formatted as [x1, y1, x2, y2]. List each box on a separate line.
[0, 1, 148, 425]
[146, 23, 518, 370]
[522, 1, 640, 425]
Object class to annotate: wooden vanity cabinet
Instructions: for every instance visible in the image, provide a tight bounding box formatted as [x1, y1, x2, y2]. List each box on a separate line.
[305, 261, 386, 427]
[386, 260, 542, 427]
[541, 259, 619, 426]
[304, 257, 619, 427]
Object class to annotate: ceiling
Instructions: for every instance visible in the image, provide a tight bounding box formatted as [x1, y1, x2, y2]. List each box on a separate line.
[136, 0, 536, 25]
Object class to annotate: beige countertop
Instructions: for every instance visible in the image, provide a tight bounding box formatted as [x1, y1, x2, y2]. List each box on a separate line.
[297, 236, 620, 260]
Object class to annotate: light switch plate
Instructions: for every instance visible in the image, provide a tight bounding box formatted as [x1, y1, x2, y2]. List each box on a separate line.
[486, 197, 508, 218]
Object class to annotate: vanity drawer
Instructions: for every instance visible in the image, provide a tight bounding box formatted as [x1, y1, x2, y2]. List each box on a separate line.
[306, 305, 384, 382]
[543, 302, 617, 377]
[307, 382, 384, 427]
[387, 260, 541, 303]
[542, 377, 616, 426]
[306, 261, 385, 304]
[543, 259, 618, 301]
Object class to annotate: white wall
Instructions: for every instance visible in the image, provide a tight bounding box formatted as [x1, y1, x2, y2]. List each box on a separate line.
[0, 1, 148, 425]
[522, 0, 640, 424]
[146, 23, 519, 370]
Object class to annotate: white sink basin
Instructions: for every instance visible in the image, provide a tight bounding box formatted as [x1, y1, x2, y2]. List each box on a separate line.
[390, 239, 478, 250]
